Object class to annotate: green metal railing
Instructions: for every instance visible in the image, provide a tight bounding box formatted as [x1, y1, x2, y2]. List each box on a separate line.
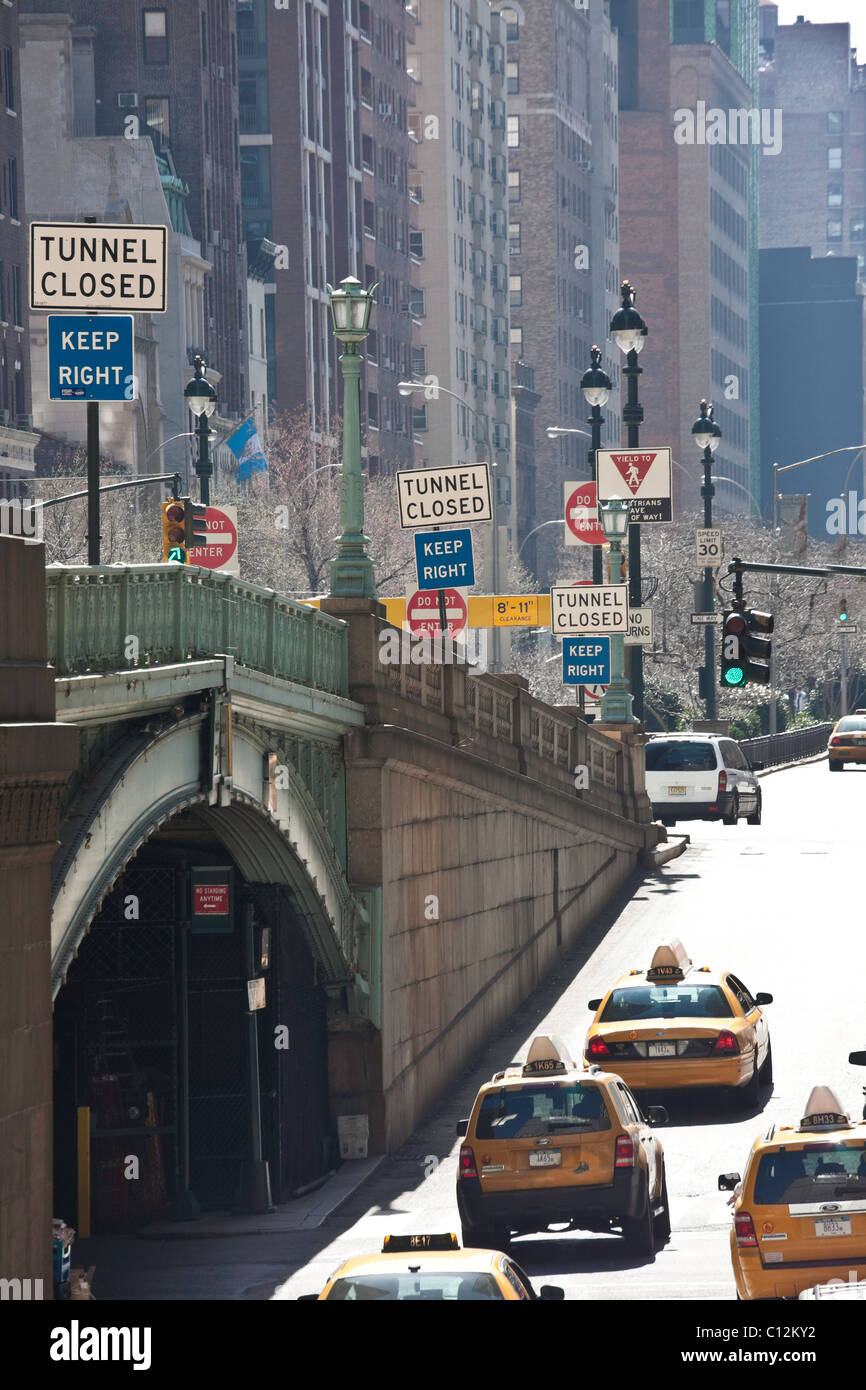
[46, 565, 349, 697]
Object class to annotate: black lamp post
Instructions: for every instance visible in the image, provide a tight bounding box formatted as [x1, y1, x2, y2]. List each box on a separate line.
[691, 399, 722, 719]
[580, 345, 612, 585]
[184, 355, 217, 505]
[609, 281, 648, 721]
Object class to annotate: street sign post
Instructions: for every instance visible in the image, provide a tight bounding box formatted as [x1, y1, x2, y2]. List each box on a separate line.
[695, 527, 723, 567]
[48, 315, 134, 401]
[405, 587, 469, 638]
[563, 480, 606, 547]
[29, 222, 167, 313]
[597, 447, 673, 523]
[396, 463, 492, 527]
[550, 583, 628, 636]
[562, 637, 611, 686]
[624, 607, 654, 646]
[187, 505, 240, 575]
[414, 528, 475, 590]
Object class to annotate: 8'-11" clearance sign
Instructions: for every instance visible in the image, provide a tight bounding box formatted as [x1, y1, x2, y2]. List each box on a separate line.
[29, 223, 168, 313]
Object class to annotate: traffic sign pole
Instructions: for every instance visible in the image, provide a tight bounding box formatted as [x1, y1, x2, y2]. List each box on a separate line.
[87, 401, 100, 566]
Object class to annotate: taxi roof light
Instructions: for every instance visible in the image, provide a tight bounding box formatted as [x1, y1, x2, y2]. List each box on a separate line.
[799, 1085, 850, 1130]
[522, 1034, 573, 1076]
[646, 939, 692, 983]
[382, 1233, 460, 1253]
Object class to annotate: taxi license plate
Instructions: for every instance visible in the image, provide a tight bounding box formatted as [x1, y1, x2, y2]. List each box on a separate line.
[529, 1150, 561, 1168]
[668, 786, 687, 796]
[814, 1217, 851, 1237]
[648, 1042, 677, 1058]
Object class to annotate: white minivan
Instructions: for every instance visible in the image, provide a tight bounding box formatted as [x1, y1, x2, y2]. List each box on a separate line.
[644, 733, 763, 827]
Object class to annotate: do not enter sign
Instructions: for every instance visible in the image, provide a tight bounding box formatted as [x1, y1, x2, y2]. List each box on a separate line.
[188, 505, 239, 574]
[564, 481, 606, 547]
[406, 587, 468, 638]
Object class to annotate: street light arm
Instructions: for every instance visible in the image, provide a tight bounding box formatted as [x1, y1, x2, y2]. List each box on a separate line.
[711, 475, 763, 515]
[776, 445, 864, 475]
[517, 518, 565, 559]
[399, 379, 491, 444]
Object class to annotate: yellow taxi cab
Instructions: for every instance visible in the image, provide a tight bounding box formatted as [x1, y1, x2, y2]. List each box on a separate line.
[828, 711, 866, 771]
[720, 1086, 866, 1300]
[584, 941, 773, 1109]
[455, 1035, 669, 1257]
[301, 1233, 564, 1300]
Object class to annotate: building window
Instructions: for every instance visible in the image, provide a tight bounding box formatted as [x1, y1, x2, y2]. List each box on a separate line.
[145, 97, 170, 146]
[143, 10, 169, 65]
[827, 219, 842, 242]
[828, 110, 843, 134]
[10, 263, 21, 327]
[510, 325, 523, 353]
[828, 147, 842, 170]
[471, 81, 483, 115]
[7, 157, 17, 220]
[508, 168, 521, 203]
[363, 199, 375, 235]
[456, 347, 467, 381]
[506, 60, 519, 95]
[507, 114, 520, 148]
[367, 391, 379, 428]
[827, 183, 843, 208]
[3, 47, 13, 112]
[508, 221, 521, 254]
[509, 273, 522, 307]
[412, 404, 428, 432]
[672, 0, 705, 44]
[201, 13, 207, 67]
[851, 217, 866, 243]
[409, 287, 425, 317]
[409, 229, 424, 258]
[361, 68, 373, 107]
[857, 255, 866, 282]
[500, 6, 520, 41]
[409, 174, 423, 203]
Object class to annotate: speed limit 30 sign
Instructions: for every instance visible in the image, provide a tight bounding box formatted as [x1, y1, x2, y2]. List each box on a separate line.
[695, 528, 723, 567]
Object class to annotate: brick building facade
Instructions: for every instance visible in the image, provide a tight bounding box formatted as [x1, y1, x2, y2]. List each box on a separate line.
[0, 0, 32, 465]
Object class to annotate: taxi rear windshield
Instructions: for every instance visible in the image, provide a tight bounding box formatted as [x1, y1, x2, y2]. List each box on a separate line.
[475, 1084, 611, 1139]
[754, 1144, 866, 1204]
[600, 984, 733, 1021]
[645, 741, 717, 772]
[835, 717, 866, 733]
[328, 1273, 503, 1300]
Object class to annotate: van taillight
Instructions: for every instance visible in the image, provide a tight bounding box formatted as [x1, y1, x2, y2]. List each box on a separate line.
[459, 1144, 478, 1179]
[615, 1135, 635, 1168]
[718, 769, 728, 796]
[712, 1030, 739, 1055]
[734, 1212, 758, 1248]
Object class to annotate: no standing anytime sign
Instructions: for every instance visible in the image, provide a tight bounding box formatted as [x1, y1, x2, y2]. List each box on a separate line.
[29, 223, 168, 313]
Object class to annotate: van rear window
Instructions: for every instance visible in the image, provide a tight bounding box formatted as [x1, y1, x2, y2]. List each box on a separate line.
[475, 1084, 610, 1139]
[645, 741, 717, 772]
[600, 985, 733, 1021]
[754, 1144, 866, 1204]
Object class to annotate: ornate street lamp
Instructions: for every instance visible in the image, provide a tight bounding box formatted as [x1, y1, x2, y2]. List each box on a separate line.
[184, 355, 217, 505]
[598, 495, 636, 725]
[581, 345, 612, 584]
[326, 276, 377, 597]
[610, 281, 648, 721]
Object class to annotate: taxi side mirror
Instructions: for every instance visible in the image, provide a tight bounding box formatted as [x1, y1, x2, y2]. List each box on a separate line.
[296, 1293, 319, 1301]
[539, 1285, 565, 1301]
[718, 1172, 741, 1191]
[646, 1106, 668, 1127]
[456, 1119, 468, 1136]
[755, 992, 773, 1006]
[850, 1051, 866, 1066]
[588, 998, 602, 1011]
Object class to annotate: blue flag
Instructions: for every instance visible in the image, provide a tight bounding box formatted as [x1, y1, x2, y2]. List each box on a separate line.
[225, 416, 268, 480]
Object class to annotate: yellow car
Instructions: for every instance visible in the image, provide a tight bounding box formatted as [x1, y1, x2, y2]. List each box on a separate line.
[828, 711, 866, 770]
[720, 1086, 866, 1300]
[302, 1234, 564, 1300]
[455, 1035, 669, 1257]
[584, 941, 773, 1109]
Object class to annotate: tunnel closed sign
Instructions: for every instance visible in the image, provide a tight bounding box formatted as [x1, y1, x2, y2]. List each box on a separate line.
[29, 222, 167, 312]
[550, 583, 629, 636]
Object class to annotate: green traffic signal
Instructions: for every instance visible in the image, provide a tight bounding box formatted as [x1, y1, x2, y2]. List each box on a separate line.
[167, 545, 187, 564]
[723, 664, 746, 687]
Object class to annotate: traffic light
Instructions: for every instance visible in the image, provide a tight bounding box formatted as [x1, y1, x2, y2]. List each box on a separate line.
[720, 608, 773, 687]
[838, 596, 850, 623]
[162, 500, 187, 563]
[183, 498, 207, 553]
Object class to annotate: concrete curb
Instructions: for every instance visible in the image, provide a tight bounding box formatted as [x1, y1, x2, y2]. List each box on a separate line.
[757, 750, 827, 778]
[643, 834, 690, 869]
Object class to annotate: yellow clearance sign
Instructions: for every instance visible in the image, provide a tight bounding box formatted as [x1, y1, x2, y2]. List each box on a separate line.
[301, 595, 550, 628]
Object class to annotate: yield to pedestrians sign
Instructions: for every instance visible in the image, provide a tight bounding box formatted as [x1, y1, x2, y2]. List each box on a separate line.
[597, 447, 672, 523]
[414, 528, 475, 590]
[48, 315, 134, 401]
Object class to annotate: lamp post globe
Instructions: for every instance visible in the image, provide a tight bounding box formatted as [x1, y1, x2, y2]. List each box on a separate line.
[580, 346, 612, 408]
[610, 281, 647, 356]
[185, 355, 217, 504]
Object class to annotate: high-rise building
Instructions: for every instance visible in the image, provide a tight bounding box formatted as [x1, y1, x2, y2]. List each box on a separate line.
[0, 0, 38, 496]
[407, 0, 511, 588]
[492, 0, 621, 581]
[21, 0, 246, 419]
[239, 0, 418, 472]
[613, 0, 760, 516]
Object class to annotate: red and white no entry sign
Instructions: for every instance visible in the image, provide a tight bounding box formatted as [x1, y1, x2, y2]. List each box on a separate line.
[564, 481, 606, 547]
[188, 504, 239, 574]
[406, 587, 468, 637]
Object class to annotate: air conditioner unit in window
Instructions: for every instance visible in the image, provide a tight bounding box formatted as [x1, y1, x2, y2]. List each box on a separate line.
[117, 92, 138, 108]
[399, 300, 410, 312]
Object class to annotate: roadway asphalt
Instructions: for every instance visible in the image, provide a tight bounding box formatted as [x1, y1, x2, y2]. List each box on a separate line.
[83, 758, 866, 1301]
